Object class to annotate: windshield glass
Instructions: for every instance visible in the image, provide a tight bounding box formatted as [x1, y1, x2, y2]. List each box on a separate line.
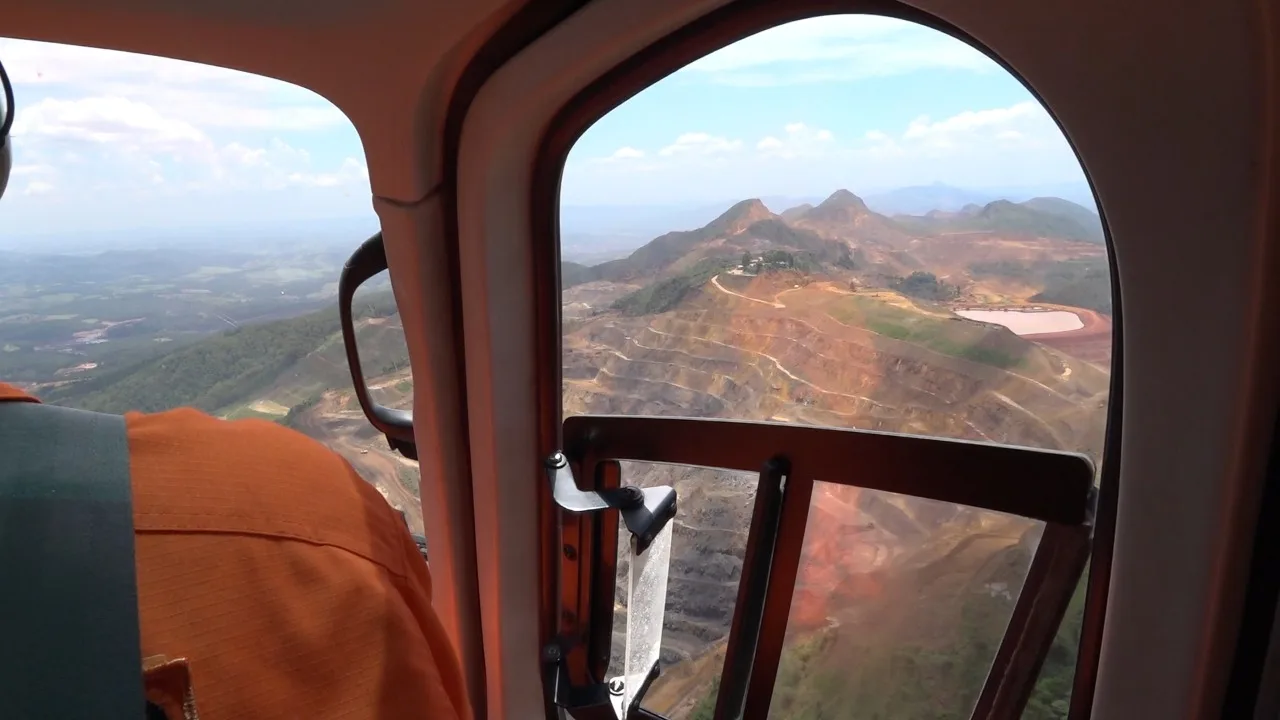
[560, 15, 1110, 720]
[0, 38, 423, 532]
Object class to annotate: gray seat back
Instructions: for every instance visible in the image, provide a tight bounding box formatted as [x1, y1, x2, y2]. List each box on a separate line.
[0, 401, 145, 719]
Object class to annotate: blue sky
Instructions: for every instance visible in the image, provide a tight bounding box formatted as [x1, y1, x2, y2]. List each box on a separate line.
[563, 16, 1087, 205]
[0, 16, 1088, 240]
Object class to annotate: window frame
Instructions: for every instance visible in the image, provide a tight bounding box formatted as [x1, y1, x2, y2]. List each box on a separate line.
[548, 415, 1094, 719]
[529, 2, 1124, 719]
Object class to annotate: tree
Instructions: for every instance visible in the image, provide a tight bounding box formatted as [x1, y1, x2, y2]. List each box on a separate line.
[741, 251, 752, 269]
[893, 271, 960, 301]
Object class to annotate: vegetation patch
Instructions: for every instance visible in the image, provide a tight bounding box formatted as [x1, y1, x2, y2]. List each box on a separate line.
[967, 260, 1033, 279]
[43, 292, 399, 414]
[966, 256, 1112, 316]
[397, 466, 422, 497]
[828, 296, 1027, 369]
[561, 261, 597, 289]
[280, 395, 322, 429]
[612, 258, 735, 316]
[223, 404, 287, 422]
[1031, 257, 1112, 315]
[891, 271, 961, 301]
[681, 542, 1085, 720]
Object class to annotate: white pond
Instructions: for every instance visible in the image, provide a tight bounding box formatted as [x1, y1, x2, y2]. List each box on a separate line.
[954, 309, 1083, 336]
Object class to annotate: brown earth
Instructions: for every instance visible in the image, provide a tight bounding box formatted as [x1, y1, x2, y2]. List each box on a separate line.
[1023, 306, 1113, 367]
[565, 273, 1110, 713]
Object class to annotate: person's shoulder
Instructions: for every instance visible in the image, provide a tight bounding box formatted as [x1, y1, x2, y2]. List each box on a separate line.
[124, 406, 411, 578]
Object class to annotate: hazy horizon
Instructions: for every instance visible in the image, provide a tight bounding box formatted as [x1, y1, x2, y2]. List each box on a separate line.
[0, 179, 1095, 255]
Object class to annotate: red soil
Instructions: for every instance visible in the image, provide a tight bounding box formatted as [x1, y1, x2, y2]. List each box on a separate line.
[1023, 307, 1113, 366]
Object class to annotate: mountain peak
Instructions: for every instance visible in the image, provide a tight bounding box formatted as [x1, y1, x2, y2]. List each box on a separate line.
[798, 189, 872, 224]
[707, 198, 775, 235]
[977, 199, 1019, 218]
[819, 189, 870, 212]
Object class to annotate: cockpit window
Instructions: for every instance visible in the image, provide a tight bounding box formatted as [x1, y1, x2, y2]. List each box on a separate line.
[558, 15, 1111, 720]
[0, 38, 423, 532]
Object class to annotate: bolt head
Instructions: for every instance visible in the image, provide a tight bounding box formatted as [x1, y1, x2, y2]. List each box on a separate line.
[619, 485, 644, 508]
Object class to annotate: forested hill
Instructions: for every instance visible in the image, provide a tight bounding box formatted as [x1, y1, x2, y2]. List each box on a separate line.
[42, 290, 399, 415]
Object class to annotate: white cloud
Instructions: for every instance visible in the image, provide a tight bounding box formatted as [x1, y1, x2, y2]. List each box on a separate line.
[0, 38, 346, 131]
[22, 180, 55, 196]
[11, 163, 56, 177]
[658, 132, 742, 157]
[13, 97, 214, 162]
[288, 157, 370, 188]
[586, 146, 647, 165]
[680, 16, 997, 86]
[756, 123, 834, 159]
[206, 140, 368, 191]
[562, 103, 1084, 205]
[0, 38, 370, 218]
[866, 101, 1062, 158]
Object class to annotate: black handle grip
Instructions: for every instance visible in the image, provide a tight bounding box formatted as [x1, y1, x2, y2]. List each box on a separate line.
[338, 232, 417, 459]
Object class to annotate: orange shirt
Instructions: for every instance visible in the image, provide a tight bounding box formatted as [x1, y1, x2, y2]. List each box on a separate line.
[0, 383, 471, 720]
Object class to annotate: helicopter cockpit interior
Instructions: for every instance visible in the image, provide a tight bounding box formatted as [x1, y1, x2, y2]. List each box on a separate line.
[1, 0, 1278, 718]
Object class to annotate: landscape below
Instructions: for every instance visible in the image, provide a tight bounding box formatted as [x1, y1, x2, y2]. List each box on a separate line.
[0, 188, 1110, 720]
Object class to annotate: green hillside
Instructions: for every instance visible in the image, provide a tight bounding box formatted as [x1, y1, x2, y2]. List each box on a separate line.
[561, 261, 597, 289]
[1031, 258, 1112, 314]
[612, 257, 734, 316]
[43, 291, 401, 414]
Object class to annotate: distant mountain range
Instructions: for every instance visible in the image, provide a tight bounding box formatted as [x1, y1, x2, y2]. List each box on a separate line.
[560, 182, 1097, 262]
[862, 183, 1000, 215]
[562, 188, 1105, 294]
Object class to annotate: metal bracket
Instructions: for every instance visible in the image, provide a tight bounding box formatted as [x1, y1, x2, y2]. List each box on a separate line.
[544, 452, 676, 554]
[542, 643, 661, 720]
[543, 452, 677, 718]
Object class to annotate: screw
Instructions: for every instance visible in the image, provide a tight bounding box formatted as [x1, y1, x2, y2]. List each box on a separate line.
[608, 678, 625, 695]
[545, 452, 567, 468]
[543, 645, 562, 663]
[563, 544, 578, 561]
